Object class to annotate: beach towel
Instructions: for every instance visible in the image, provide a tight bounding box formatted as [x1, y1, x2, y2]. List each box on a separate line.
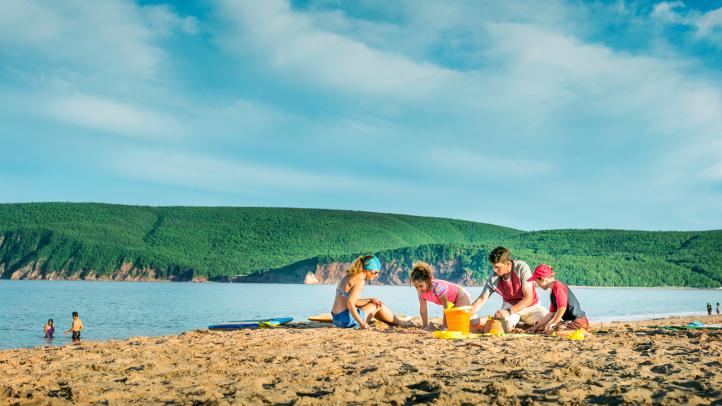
[650, 321, 722, 331]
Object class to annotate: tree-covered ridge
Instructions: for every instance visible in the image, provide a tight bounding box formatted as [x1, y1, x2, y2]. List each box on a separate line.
[0, 203, 720, 287]
[0, 203, 519, 279]
[317, 237, 721, 288]
[503, 230, 722, 287]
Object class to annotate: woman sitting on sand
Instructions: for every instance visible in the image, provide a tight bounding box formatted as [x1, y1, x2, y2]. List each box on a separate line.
[332, 255, 411, 329]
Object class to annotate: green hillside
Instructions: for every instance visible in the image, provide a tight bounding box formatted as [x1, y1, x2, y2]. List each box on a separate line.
[318, 236, 722, 287]
[503, 230, 722, 287]
[1, 203, 720, 287]
[0, 203, 518, 279]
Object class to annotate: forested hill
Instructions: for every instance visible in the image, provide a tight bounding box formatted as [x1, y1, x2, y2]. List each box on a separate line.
[0, 203, 720, 287]
[0, 203, 518, 279]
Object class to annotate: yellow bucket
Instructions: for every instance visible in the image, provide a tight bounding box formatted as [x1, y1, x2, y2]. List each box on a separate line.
[443, 306, 472, 336]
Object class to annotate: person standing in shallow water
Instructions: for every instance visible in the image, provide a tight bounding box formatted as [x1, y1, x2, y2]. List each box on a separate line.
[708, 303, 713, 316]
[65, 311, 83, 341]
[43, 319, 54, 339]
[331, 255, 412, 329]
[717, 303, 720, 315]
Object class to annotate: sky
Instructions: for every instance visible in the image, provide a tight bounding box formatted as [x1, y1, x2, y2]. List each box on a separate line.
[1, 0, 722, 231]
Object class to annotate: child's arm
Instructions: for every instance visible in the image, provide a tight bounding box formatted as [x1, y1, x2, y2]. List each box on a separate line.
[439, 293, 450, 329]
[530, 312, 554, 332]
[419, 297, 430, 330]
[544, 307, 566, 333]
[471, 291, 491, 315]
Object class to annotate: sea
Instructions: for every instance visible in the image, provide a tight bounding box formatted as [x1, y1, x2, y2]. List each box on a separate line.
[1, 280, 720, 350]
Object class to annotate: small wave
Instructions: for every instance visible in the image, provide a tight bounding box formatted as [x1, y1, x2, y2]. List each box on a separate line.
[592, 311, 708, 323]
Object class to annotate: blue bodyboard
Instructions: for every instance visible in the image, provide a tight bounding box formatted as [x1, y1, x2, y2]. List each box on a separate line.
[208, 317, 293, 331]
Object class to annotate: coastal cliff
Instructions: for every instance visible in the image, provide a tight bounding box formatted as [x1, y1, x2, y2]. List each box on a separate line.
[0, 257, 481, 286]
[3, 259, 206, 282]
[223, 256, 484, 286]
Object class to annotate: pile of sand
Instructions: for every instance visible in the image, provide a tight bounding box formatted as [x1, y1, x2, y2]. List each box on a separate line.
[1, 315, 720, 404]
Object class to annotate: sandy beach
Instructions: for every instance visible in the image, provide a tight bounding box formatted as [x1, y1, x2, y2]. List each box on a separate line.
[1, 315, 720, 405]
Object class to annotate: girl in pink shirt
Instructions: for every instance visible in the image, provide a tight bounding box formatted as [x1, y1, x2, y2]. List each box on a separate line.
[411, 261, 471, 331]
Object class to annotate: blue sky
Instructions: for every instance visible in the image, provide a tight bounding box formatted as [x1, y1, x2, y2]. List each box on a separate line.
[1, 0, 722, 231]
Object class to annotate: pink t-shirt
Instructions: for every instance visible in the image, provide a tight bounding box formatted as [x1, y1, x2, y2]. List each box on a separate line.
[420, 279, 466, 305]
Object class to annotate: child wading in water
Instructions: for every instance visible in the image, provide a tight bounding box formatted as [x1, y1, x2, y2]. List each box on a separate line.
[527, 264, 590, 335]
[410, 261, 471, 331]
[44, 319, 54, 339]
[331, 255, 412, 329]
[65, 311, 83, 341]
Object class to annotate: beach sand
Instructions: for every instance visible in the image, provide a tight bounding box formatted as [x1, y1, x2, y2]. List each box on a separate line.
[1, 315, 721, 405]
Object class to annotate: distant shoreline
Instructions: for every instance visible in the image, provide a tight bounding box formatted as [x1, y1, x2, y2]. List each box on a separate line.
[1, 278, 721, 290]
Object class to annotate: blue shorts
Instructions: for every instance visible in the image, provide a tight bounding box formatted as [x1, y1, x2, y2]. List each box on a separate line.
[332, 309, 365, 328]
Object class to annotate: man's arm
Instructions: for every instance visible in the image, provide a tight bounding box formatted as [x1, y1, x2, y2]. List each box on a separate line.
[508, 282, 534, 315]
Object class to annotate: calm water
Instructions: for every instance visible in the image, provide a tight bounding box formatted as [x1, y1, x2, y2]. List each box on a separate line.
[1, 280, 720, 350]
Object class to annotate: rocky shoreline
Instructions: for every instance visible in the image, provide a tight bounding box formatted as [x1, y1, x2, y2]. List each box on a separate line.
[1, 257, 484, 286]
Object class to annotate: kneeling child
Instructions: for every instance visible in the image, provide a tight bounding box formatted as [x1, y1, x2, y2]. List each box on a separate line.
[528, 264, 589, 335]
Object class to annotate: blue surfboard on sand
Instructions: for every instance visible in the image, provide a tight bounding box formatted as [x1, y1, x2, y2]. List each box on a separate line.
[208, 317, 293, 331]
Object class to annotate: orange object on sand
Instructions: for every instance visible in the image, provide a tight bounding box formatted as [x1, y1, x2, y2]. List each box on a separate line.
[444, 306, 472, 336]
[307, 314, 333, 323]
[481, 318, 503, 334]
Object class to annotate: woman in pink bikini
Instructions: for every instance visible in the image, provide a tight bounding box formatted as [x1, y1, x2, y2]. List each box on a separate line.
[410, 261, 471, 331]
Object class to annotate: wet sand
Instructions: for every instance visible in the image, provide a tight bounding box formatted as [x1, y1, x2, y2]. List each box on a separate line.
[1, 315, 721, 405]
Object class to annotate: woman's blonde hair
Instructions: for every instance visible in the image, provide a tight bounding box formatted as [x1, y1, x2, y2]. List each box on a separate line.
[347, 255, 375, 276]
[410, 261, 434, 283]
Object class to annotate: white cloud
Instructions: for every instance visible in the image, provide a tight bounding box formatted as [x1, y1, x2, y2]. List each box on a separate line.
[143, 4, 199, 36]
[0, 0, 200, 84]
[47, 94, 185, 138]
[216, 0, 457, 98]
[0, 0, 164, 78]
[481, 22, 722, 137]
[0, 1, 201, 140]
[651, 1, 687, 24]
[696, 8, 722, 39]
[702, 163, 722, 180]
[107, 149, 428, 198]
[651, 2, 722, 44]
[424, 147, 551, 180]
[700, 140, 722, 180]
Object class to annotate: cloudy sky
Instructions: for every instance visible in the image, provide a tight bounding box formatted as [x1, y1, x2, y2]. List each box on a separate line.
[1, 0, 722, 231]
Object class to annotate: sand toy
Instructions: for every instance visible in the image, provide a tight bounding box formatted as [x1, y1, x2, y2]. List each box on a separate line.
[443, 306, 472, 336]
